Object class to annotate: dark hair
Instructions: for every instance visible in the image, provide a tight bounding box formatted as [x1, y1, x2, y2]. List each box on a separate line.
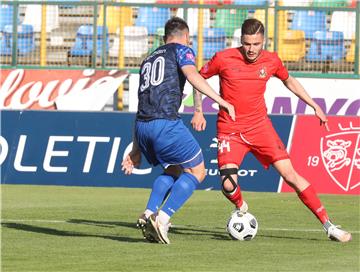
[241, 18, 265, 36]
[164, 17, 189, 41]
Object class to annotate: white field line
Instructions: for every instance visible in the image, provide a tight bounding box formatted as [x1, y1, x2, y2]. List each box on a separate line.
[1, 219, 359, 234]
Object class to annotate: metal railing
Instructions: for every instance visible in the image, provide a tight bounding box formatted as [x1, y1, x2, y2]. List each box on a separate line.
[0, 0, 359, 79]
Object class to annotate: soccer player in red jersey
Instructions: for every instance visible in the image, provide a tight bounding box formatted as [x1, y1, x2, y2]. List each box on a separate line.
[192, 18, 351, 242]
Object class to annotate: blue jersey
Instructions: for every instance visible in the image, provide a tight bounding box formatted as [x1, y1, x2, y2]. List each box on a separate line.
[136, 43, 196, 121]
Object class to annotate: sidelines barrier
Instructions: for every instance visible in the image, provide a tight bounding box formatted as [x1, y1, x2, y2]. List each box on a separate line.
[1, 110, 358, 194]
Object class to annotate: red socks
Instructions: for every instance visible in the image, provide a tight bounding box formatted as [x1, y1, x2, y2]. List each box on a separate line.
[222, 185, 243, 208]
[298, 185, 329, 224]
[223, 183, 329, 224]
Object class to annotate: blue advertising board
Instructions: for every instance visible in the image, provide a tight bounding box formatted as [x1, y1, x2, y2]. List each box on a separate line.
[0, 110, 293, 192]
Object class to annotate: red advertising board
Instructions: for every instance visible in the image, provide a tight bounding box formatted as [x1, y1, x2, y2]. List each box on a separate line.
[280, 115, 360, 195]
[0, 69, 127, 110]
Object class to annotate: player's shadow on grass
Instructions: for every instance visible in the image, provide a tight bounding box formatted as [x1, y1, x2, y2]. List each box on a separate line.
[1, 222, 144, 243]
[66, 219, 324, 242]
[68, 219, 230, 240]
[170, 225, 229, 240]
[67, 219, 136, 229]
[171, 225, 324, 242]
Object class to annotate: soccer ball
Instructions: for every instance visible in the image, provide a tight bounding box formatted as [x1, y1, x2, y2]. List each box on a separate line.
[226, 211, 258, 241]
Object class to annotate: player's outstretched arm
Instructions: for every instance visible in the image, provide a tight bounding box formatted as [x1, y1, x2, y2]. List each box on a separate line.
[191, 89, 207, 131]
[283, 75, 329, 130]
[182, 65, 235, 121]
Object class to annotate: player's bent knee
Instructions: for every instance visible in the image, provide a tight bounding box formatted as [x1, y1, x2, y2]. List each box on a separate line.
[185, 162, 206, 183]
[220, 168, 238, 192]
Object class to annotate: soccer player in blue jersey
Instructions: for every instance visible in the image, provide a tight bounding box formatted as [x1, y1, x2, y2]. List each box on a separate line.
[121, 17, 235, 244]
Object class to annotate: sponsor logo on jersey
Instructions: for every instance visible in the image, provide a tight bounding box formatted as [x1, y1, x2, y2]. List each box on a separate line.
[186, 53, 195, 62]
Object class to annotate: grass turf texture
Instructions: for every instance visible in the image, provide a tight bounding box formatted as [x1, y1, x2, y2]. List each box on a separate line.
[1, 185, 359, 272]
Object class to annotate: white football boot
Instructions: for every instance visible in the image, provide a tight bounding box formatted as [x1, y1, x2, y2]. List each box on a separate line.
[149, 214, 171, 244]
[324, 222, 352, 242]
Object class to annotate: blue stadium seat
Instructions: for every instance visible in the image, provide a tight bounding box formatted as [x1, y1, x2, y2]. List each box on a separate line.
[306, 31, 345, 61]
[0, 24, 35, 55]
[192, 28, 226, 59]
[69, 25, 109, 57]
[290, 10, 327, 39]
[135, 7, 171, 35]
[0, 5, 18, 31]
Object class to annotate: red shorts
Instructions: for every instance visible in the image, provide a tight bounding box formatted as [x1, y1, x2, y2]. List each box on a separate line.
[217, 118, 289, 169]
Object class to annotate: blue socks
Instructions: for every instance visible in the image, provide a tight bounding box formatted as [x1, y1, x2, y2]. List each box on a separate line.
[161, 172, 200, 217]
[146, 174, 175, 212]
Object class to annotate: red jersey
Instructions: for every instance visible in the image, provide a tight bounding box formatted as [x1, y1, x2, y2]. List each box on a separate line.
[199, 48, 289, 133]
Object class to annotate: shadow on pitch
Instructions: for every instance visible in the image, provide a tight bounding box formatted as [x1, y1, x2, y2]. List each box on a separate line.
[2, 220, 323, 243]
[68, 219, 230, 240]
[170, 225, 324, 242]
[67, 218, 137, 229]
[66, 220, 324, 242]
[1, 222, 144, 243]
[169, 224, 229, 240]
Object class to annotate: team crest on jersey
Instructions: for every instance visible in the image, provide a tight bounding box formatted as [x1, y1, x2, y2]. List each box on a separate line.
[258, 67, 267, 78]
[320, 121, 360, 192]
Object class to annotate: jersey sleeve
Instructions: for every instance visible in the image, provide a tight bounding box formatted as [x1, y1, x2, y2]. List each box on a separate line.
[199, 53, 221, 79]
[274, 53, 289, 81]
[176, 45, 196, 67]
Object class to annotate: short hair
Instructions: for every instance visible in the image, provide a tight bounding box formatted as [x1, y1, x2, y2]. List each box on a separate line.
[164, 17, 189, 41]
[241, 18, 265, 36]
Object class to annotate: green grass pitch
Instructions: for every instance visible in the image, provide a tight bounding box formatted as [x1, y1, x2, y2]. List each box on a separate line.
[1, 184, 359, 272]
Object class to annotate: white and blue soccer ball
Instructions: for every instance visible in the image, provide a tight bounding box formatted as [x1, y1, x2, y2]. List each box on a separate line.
[226, 211, 258, 241]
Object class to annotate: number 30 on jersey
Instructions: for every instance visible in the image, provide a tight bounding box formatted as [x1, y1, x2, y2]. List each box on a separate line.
[140, 56, 165, 92]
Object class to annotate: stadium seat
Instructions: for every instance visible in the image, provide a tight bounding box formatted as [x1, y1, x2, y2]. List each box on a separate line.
[135, 7, 171, 35]
[277, 30, 306, 62]
[233, 0, 267, 5]
[306, 31, 345, 62]
[349, 0, 357, 8]
[290, 10, 327, 39]
[0, 24, 35, 56]
[330, 11, 356, 40]
[215, 9, 248, 37]
[254, 9, 288, 40]
[22, 4, 59, 32]
[312, 0, 348, 7]
[68, 25, 109, 60]
[192, 28, 226, 59]
[156, 0, 184, 3]
[188, 0, 234, 4]
[176, 8, 211, 36]
[109, 26, 148, 58]
[345, 37, 356, 63]
[0, 5, 18, 31]
[278, 0, 312, 6]
[97, 5, 133, 34]
[148, 27, 164, 54]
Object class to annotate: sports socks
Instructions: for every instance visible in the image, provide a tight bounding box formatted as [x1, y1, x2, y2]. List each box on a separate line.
[160, 172, 200, 222]
[298, 184, 329, 224]
[222, 184, 244, 209]
[145, 174, 175, 213]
